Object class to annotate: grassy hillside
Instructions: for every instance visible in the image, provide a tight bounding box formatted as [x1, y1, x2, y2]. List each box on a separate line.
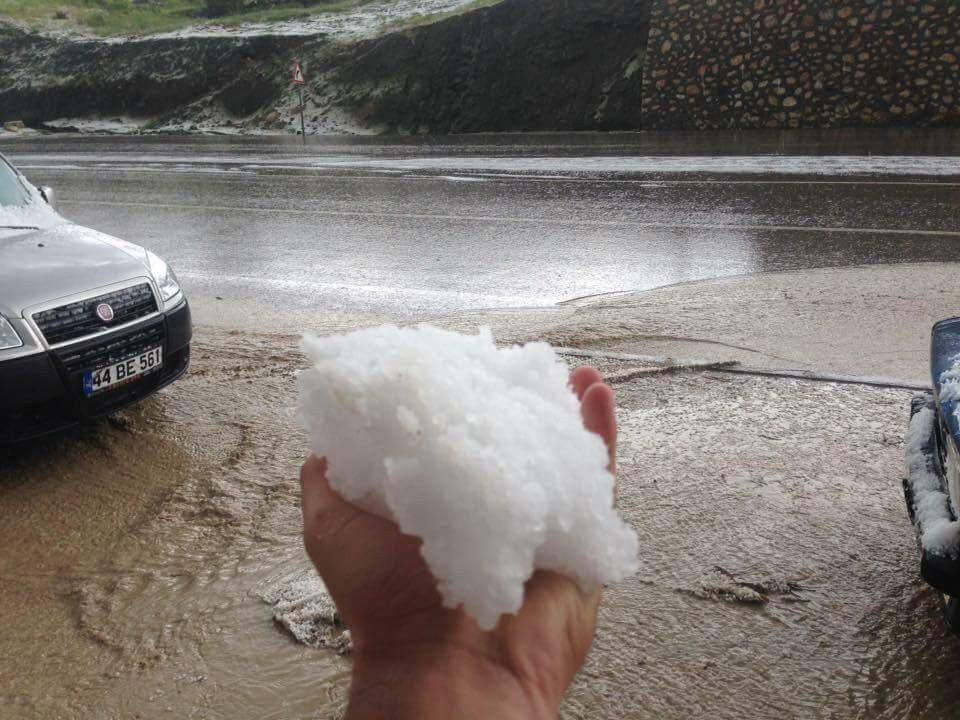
[0, 0, 374, 36]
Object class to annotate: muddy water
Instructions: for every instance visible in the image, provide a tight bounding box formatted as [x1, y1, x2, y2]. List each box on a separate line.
[0, 328, 350, 718]
[567, 373, 960, 719]
[3, 319, 960, 719]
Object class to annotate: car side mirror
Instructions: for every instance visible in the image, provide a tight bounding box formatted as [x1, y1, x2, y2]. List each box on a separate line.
[38, 185, 55, 209]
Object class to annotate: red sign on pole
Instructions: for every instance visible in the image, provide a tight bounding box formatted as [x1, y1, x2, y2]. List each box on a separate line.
[292, 60, 306, 86]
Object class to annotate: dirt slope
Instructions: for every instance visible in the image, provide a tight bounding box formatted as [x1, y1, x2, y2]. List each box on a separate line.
[316, 0, 650, 133]
[0, 0, 652, 134]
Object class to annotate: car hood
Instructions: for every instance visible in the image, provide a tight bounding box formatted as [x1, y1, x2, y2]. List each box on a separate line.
[0, 222, 152, 317]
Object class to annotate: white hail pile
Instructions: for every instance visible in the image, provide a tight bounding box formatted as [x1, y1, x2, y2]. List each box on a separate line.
[261, 570, 352, 655]
[941, 358, 960, 412]
[0, 183, 60, 230]
[298, 325, 639, 629]
[905, 403, 960, 555]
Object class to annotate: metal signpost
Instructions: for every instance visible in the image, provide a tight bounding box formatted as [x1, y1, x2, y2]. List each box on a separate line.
[292, 60, 306, 138]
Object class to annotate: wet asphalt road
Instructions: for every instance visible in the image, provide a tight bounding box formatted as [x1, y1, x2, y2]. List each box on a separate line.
[3, 130, 959, 330]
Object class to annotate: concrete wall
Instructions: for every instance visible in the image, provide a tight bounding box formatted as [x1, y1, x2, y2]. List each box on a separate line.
[641, 0, 960, 129]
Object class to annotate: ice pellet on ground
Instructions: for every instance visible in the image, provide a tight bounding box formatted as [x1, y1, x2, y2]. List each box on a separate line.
[298, 324, 639, 629]
[905, 403, 960, 555]
[260, 570, 353, 654]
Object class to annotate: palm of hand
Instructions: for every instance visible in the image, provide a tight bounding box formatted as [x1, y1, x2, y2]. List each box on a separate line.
[301, 366, 616, 718]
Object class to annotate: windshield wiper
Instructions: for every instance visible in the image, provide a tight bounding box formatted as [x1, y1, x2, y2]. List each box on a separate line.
[0, 225, 40, 230]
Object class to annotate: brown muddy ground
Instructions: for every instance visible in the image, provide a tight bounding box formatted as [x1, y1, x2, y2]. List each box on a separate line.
[570, 373, 950, 719]
[3, 285, 960, 718]
[0, 327, 360, 719]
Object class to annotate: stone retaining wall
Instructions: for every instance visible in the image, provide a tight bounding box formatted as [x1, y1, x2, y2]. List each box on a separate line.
[641, 0, 960, 129]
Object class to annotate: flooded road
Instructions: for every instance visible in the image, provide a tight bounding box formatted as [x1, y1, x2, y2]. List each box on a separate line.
[3, 331, 956, 719]
[4, 130, 959, 328]
[1, 130, 960, 718]
[579, 372, 949, 720]
[0, 329, 351, 718]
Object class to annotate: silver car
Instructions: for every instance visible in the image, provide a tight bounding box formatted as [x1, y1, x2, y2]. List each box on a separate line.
[0, 152, 191, 443]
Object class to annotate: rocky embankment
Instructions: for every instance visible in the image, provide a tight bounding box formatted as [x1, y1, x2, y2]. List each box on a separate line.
[642, 0, 960, 130]
[1, 0, 957, 134]
[0, 0, 651, 134]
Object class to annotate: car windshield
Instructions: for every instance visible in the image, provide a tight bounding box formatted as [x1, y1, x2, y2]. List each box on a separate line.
[0, 158, 31, 208]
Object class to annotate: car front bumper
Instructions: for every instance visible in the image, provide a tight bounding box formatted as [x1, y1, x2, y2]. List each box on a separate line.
[904, 393, 960, 635]
[0, 299, 192, 444]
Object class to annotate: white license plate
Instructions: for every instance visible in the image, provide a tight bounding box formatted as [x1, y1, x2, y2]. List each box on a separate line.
[83, 346, 163, 396]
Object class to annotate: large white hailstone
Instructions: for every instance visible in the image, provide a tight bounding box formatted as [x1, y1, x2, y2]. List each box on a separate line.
[298, 324, 639, 630]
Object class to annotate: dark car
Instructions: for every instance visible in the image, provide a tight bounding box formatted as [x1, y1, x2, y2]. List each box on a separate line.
[0, 152, 191, 443]
[904, 317, 960, 633]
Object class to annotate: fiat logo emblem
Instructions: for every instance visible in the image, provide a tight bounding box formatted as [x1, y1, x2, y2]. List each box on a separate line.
[96, 303, 115, 323]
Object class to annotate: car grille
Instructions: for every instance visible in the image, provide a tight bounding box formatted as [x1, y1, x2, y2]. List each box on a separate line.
[56, 319, 165, 375]
[33, 283, 158, 346]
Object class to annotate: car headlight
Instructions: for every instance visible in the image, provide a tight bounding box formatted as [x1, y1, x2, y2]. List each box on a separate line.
[0, 315, 23, 350]
[146, 251, 182, 304]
